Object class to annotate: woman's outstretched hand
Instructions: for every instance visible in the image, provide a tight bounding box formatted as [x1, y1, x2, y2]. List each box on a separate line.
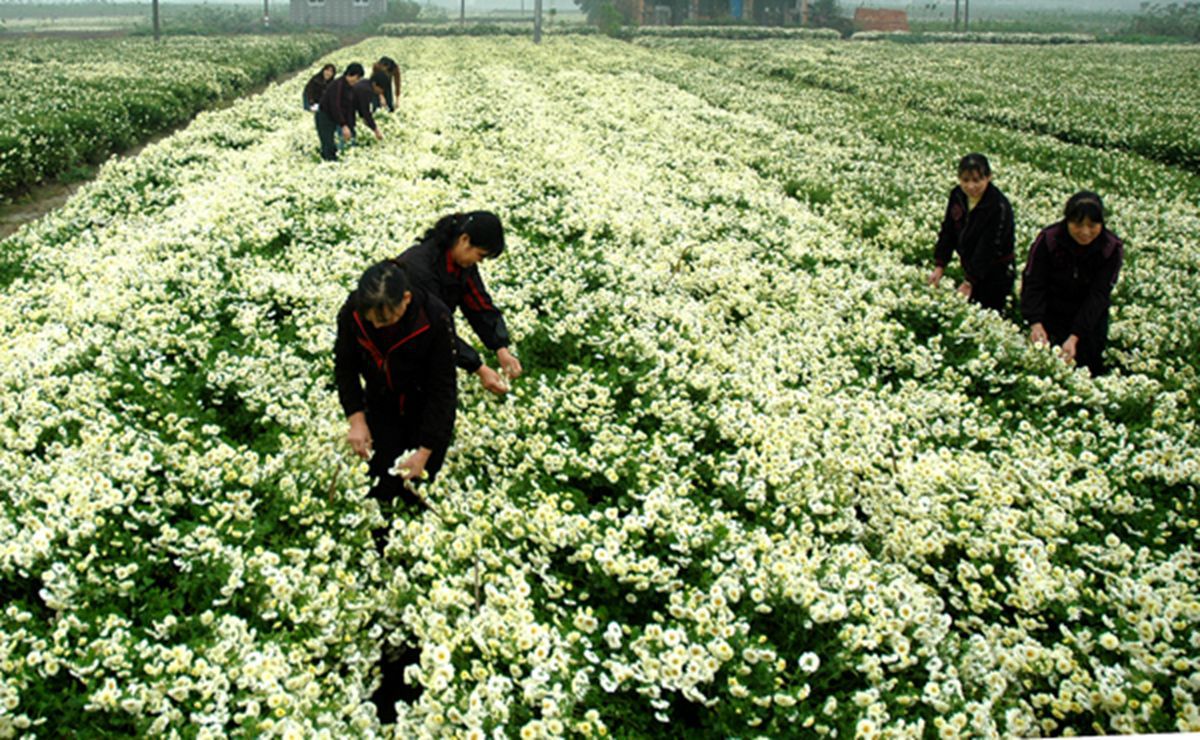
[347, 411, 373, 460]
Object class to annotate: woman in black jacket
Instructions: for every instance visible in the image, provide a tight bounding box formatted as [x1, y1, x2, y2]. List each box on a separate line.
[1021, 191, 1124, 376]
[334, 259, 457, 502]
[303, 63, 336, 112]
[395, 211, 523, 395]
[928, 153, 1016, 313]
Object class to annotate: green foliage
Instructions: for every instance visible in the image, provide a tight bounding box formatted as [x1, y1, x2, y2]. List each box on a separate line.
[1128, 1, 1200, 40]
[0, 34, 338, 200]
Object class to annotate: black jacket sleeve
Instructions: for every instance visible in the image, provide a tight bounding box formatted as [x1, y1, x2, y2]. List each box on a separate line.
[334, 296, 367, 418]
[1071, 240, 1123, 338]
[933, 191, 958, 268]
[304, 74, 321, 108]
[964, 194, 1014, 283]
[460, 269, 511, 354]
[353, 84, 378, 133]
[1020, 230, 1051, 326]
[419, 302, 458, 452]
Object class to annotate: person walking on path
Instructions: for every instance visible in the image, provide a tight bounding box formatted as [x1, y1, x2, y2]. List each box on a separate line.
[928, 153, 1016, 313]
[396, 211, 523, 396]
[1020, 191, 1124, 376]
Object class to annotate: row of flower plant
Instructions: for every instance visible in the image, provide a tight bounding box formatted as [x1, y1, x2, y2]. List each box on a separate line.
[0, 35, 1198, 737]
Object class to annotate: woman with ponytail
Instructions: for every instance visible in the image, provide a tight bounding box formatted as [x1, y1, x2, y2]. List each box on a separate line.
[334, 259, 458, 499]
[395, 210, 523, 395]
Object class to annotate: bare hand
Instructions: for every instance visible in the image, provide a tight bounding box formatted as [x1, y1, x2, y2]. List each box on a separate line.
[341, 125, 352, 140]
[1060, 335, 1080, 365]
[1029, 323, 1049, 345]
[346, 412, 372, 460]
[497, 348, 523, 380]
[957, 281, 972, 299]
[477, 365, 509, 395]
[927, 266, 945, 286]
[395, 448, 432, 482]
[373, 128, 383, 142]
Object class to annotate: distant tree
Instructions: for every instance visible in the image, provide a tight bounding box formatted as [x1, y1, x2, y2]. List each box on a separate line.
[808, 0, 851, 34]
[1129, 1, 1200, 39]
[574, 0, 636, 33]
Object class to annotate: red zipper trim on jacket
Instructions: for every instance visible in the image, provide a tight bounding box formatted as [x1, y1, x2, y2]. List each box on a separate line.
[465, 274, 493, 311]
[352, 311, 386, 369]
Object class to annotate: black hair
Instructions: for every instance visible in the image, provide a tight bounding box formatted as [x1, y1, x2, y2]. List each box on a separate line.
[957, 153, 991, 178]
[378, 56, 398, 72]
[345, 62, 365, 78]
[321, 63, 336, 75]
[419, 211, 506, 258]
[370, 71, 391, 91]
[1064, 191, 1105, 225]
[355, 260, 412, 315]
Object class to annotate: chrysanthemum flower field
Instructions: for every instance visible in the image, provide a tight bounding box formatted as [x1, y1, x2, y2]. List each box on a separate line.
[1, 36, 1198, 738]
[0, 34, 337, 199]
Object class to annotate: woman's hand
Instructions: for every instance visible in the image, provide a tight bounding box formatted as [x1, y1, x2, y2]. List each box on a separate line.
[927, 266, 945, 286]
[1061, 335, 1080, 365]
[497, 348, 523, 380]
[397, 447, 432, 482]
[347, 412, 372, 460]
[1029, 323, 1049, 345]
[956, 281, 972, 299]
[341, 125, 352, 140]
[477, 365, 509, 395]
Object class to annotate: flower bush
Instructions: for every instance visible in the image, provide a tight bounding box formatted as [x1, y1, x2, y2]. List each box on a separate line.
[849, 31, 1097, 44]
[0, 34, 338, 200]
[636, 37, 1200, 172]
[0, 35, 1198, 737]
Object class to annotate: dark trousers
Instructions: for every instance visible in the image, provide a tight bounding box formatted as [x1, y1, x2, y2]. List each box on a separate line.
[315, 110, 339, 161]
[970, 262, 1015, 314]
[1045, 311, 1110, 377]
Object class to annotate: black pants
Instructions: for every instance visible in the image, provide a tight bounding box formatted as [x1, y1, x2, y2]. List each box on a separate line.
[315, 110, 339, 161]
[970, 262, 1015, 314]
[1045, 311, 1110, 377]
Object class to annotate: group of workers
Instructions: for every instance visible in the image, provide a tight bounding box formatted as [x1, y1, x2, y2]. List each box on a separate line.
[928, 153, 1123, 377]
[329, 145, 1124, 721]
[303, 57, 402, 162]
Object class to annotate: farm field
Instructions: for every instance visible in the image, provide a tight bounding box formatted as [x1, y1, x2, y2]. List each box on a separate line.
[0, 34, 338, 201]
[1, 34, 1199, 738]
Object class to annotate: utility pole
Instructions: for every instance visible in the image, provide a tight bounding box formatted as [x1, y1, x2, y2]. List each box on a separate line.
[964, 0, 969, 30]
[953, 0, 959, 31]
[533, 0, 542, 42]
[460, 0, 465, 24]
[263, 0, 270, 28]
[152, 0, 160, 40]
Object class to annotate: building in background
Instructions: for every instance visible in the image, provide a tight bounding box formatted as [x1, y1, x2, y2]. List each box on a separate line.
[290, 0, 387, 26]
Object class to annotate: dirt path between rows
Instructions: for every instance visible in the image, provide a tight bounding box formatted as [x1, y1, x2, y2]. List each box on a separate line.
[0, 53, 348, 242]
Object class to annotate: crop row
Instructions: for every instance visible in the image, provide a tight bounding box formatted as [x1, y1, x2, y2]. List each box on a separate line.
[0, 34, 338, 201]
[0, 35, 1197, 737]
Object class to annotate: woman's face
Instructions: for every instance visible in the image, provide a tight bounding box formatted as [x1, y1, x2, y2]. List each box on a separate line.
[365, 293, 411, 328]
[1067, 218, 1103, 247]
[323, 67, 335, 81]
[958, 171, 991, 201]
[450, 234, 489, 268]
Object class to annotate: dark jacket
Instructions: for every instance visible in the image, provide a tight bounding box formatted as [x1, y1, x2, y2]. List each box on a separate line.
[334, 290, 457, 454]
[318, 76, 356, 128]
[350, 79, 380, 134]
[934, 182, 1015, 285]
[395, 238, 510, 374]
[1021, 222, 1124, 339]
[303, 72, 330, 109]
